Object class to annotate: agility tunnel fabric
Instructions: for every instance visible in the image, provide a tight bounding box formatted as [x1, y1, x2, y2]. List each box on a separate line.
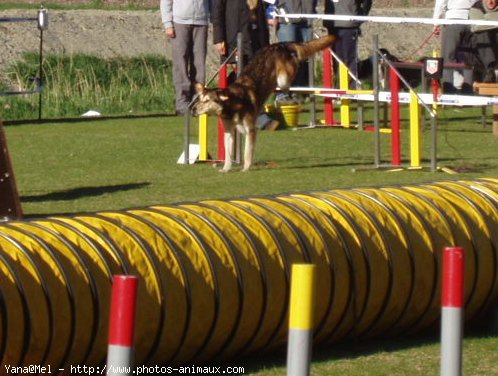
[0, 178, 496, 368]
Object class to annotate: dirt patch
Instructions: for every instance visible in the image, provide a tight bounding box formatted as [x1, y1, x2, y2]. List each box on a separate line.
[0, 8, 439, 83]
[0, 9, 169, 69]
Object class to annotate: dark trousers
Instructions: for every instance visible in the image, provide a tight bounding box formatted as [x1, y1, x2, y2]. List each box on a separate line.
[277, 23, 312, 87]
[334, 28, 359, 88]
[472, 29, 498, 70]
[441, 24, 473, 91]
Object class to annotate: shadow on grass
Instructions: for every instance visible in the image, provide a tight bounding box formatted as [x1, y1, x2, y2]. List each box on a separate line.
[238, 324, 497, 374]
[236, 333, 438, 373]
[4, 113, 172, 127]
[435, 158, 497, 173]
[21, 182, 150, 203]
[438, 126, 493, 134]
[253, 157, 373, 170]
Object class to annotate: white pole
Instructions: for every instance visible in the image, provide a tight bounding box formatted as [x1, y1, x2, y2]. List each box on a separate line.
[277, 13, 498, 27]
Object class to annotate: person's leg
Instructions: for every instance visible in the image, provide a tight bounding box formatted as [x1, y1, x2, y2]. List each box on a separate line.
[188, 24, 208, 102]
[171, 23, 194, 114]
[276, 24, 298, 102]
[334, 28, 359, 87]
[277, 24, 310, 93]
[191, 24, 208, 86]
[488, 29, 498, 69]
[299, 24, 312, 43]
[459, 26, 474, 89]
[277, 23, 297, 42]
[256, 113, 279, 130]
[295, 25, 312, 87]
[475, 29, 498, 82]
[441, 24, 462, 92]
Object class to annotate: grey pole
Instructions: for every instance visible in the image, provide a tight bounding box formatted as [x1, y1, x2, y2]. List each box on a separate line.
[235, 32, 243, 165]
[37, 8, 48, 121]
[431, 115, 437, 172]
[373, 35, 381, 168]
[286, 265, 316, 376]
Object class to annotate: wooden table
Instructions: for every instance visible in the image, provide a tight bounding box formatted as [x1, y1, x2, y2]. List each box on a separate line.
[473, 82, 498, 136]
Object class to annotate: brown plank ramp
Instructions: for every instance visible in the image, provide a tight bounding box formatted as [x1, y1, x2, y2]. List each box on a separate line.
[0, 118, 22, 220]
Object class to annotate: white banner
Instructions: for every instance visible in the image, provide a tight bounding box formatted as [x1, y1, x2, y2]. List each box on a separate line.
[277, 13, 498, 27]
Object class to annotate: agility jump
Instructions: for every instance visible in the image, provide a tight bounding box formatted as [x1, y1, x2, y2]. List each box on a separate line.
[182, 13, 498, 172]
[0, 10, 496, 373]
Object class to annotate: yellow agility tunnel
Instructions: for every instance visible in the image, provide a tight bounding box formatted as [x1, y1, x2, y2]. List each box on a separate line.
[0, 178, 497, 369]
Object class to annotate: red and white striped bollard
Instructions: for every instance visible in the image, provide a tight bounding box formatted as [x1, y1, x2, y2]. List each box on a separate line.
[440, 247, 465, 376]
[106, 275, 139, 376]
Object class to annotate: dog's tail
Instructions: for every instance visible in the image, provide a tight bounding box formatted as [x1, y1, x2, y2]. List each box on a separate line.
[291, 34, 336, 62]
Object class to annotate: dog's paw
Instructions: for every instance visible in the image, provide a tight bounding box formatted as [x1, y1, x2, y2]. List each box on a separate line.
[242, 162, 252, 172]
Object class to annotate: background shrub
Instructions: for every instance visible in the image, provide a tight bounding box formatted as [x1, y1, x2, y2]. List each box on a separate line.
[0, 53, 175, 120]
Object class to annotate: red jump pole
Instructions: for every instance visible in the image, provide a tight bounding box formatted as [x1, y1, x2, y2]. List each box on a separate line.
[323, 49, 334, 126]
[107, 275, 139, 375]
[217, 64, 228, 161]
[440, 246, 465, 376]
[389, 67, 401, 166]
[432, 78, 439, 111]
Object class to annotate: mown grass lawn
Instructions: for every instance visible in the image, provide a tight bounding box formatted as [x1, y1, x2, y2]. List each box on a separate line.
[238, 328, 498, 375]
[3, 105, 498, 375]
[5, 104, 497, 216]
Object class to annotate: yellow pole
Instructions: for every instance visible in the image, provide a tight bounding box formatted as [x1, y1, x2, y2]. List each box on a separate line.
[287, 264, 316, 376]
[339, 63, 350, 127]
[409, 90, 421, 168]
[199, 114, 208, 161]
[289, 264, 316, 330]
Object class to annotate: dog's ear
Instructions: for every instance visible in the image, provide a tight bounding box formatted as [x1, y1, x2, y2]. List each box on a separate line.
[194, 82, 205, 94]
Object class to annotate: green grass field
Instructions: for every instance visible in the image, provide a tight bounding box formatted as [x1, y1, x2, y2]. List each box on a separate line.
[1, 3, 497, 374]
[3, 105, 498, 374]
[237, 328, 498, 375]
[6, 105, 497, 216]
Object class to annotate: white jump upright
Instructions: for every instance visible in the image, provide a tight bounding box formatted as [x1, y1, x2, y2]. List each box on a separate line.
[440, 247, 465, 376]
[106, 275, 139, 376]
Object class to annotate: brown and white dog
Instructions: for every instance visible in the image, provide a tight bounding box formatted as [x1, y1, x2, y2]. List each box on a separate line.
[193, 34, 336, 172]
